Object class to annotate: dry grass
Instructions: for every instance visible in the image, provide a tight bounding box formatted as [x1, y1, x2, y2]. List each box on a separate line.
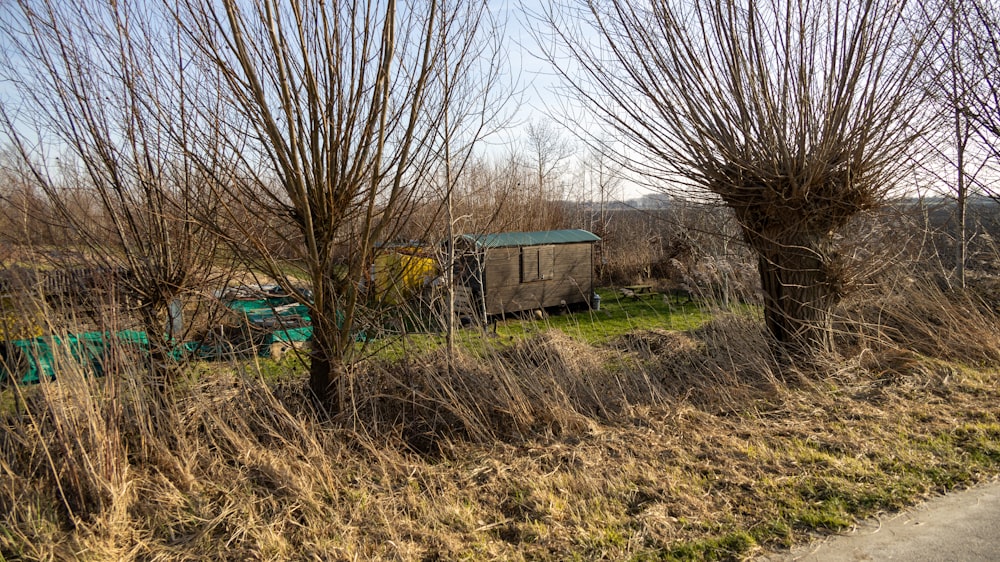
[2, 278, 1000, 560]
[841, 274, 1000, 367]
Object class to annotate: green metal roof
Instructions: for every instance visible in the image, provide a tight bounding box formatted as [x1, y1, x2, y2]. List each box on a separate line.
[459, 229, 600, 249]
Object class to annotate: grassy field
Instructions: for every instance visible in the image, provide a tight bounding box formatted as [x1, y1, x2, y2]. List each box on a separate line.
[2, 281, 1000, 560]
[497, 288, 714, 344]
[358, 287, 716, 363]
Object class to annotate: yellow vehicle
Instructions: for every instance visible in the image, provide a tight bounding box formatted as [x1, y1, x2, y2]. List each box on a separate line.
[372, 247, 438, 306]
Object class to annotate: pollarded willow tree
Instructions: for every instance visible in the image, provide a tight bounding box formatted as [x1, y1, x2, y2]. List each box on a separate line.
[171, 0, 502, 412]
[542, 0, 935, 356]
[0, 0, 228, 389]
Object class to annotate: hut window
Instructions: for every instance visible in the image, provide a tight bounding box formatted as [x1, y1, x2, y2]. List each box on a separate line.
[521, 245, 554, 282]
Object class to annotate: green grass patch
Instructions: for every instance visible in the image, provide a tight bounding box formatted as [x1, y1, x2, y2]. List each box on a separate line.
[498, 288, 712, 346]
[346, 287, 714, 363]
[663, 530, 757, 561]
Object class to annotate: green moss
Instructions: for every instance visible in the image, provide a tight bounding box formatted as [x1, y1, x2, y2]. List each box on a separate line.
[663, 531, 757, 561]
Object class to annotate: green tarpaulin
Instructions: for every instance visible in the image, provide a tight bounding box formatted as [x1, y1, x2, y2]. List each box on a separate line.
[0, 291, 339, 385]
[1, 330, 149, 385]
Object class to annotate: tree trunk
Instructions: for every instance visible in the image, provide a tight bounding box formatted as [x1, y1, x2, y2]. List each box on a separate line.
[956, 182, 967, 289]
[308, 309, 344, 412]
[138, 302, 174, 394]
[308, 349, 344, 412]
[750, 232, 840, 357]
[954, 107, 968, 290]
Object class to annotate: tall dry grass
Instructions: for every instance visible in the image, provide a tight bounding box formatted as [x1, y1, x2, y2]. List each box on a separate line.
[1, 310, 677, 558]
[3, 263, 1000, 559]
[354, 330, 665, 449]
[829, 269, 1000, 392]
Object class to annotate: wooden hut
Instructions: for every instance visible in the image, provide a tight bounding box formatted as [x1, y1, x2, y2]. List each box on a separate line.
[455, 229, 600, 318]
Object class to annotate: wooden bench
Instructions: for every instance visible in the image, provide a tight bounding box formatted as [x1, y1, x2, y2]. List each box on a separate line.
[622, 284, 656, 299]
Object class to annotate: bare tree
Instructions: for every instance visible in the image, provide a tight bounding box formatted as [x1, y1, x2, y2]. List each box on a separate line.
[962, 1, 1000, 170]
[0, 0, 227, 388]
[583, 140, 622, 236]
[444, 153, 536, 232]
[171, 0, 502, 412]
[942, 0, 974, 288]
[958, 7, 1000, 285]
[525, 119, 574, 224]
[915, 0, 996, 289]
[432, 0, 511, 361]
[541, 0, 934, 356]
[0, 150, 62, 248]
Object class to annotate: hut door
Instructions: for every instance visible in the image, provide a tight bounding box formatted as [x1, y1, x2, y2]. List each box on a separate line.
[521, 245, 554, 282]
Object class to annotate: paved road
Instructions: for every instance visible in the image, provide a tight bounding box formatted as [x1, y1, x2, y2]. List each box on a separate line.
[757, 478, 1000, 561]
